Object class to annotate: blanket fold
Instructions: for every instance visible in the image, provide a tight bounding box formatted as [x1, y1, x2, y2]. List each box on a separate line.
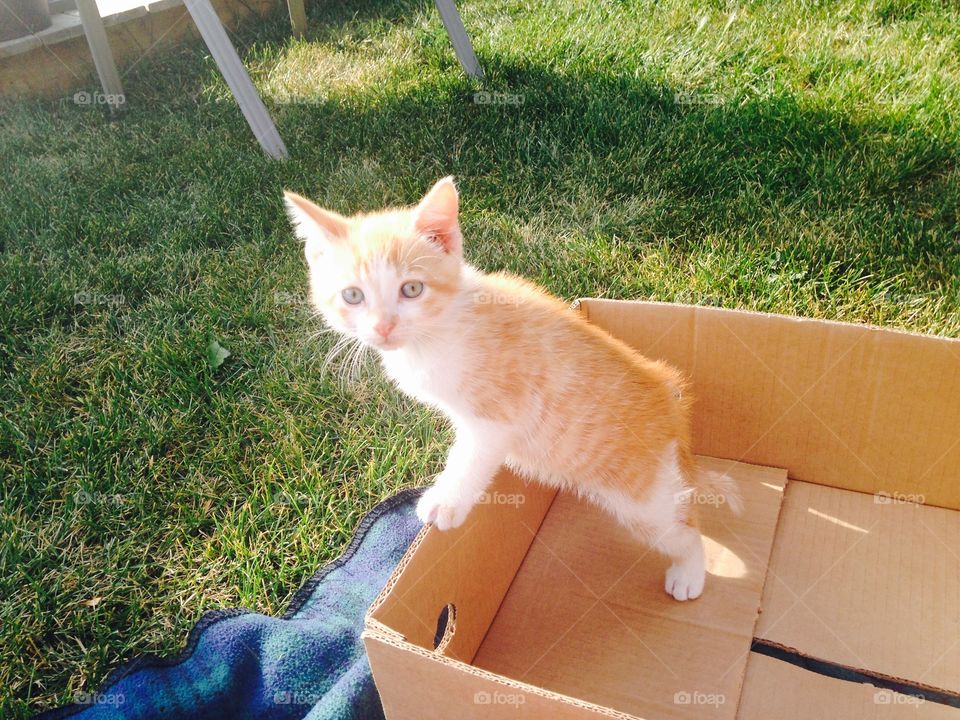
[35, 488, 423, 720]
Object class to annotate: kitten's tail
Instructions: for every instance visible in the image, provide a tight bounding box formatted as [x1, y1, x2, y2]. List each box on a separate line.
[694, 469, 744, 515]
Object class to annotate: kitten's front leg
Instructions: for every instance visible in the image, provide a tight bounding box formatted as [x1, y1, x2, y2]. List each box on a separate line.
[417, 425, 509, 531]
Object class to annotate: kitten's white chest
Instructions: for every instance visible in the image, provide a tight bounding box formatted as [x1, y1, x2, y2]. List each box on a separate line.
[380, 345, 466, 417]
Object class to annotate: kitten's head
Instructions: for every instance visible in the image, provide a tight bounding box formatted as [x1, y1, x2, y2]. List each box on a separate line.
[283, 177, 463, 351]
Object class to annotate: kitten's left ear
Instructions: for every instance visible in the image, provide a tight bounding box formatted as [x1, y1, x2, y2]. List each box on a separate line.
[283, 191, 350, 265]
[413, 176, 462, 255]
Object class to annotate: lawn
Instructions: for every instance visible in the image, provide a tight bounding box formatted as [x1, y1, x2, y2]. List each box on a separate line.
[1, 0, 958, 715]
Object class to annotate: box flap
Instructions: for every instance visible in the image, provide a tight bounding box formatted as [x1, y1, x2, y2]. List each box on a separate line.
[366, 468, 557, 663]
[471, 457, 787, 719]
[738, 653, 960, 719]
[364, 630, 637, 719]
[755, 480, 960, 695]
[577, 299, 960, 509]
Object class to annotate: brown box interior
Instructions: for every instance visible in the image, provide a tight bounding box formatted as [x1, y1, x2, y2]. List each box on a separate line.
[363, 300, 960, 719]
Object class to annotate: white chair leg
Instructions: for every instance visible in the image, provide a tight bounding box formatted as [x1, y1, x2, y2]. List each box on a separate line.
[75, 0, 126, 114]
[184, 0, 289, 160]
[286, 0, 307, 38]
[434, 0, 484, 79]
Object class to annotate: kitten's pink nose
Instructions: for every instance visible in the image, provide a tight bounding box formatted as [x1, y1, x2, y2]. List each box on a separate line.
[374, 319, 397, 339]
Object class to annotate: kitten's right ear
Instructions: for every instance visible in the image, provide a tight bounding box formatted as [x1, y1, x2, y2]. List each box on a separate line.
[413, 177, 461, 255]
[283, 191, 350, 264]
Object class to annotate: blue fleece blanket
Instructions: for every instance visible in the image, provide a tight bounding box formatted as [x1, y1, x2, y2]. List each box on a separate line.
[35, 488, 424, 720]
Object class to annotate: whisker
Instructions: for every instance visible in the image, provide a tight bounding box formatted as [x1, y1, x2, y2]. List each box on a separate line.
[337, 338, 366, 388]
[349, 342, 368, 384]
[321, 336, 356, 377]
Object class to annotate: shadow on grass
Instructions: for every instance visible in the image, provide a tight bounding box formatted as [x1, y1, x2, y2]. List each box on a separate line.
[31, 0, 957, 259]
[136, 40, 959, 272]
[3, 0, 958, 345]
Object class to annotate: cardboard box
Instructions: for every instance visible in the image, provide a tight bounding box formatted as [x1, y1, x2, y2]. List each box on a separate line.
[363, 299, 960, 719]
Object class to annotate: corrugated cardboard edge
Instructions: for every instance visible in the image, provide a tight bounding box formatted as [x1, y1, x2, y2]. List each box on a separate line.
[574, 297, 958, 342]
[361, 628, 639, 719]
[738, 653, 960, 719]
[751, 639, 960, 707]
[366, 523, 433, 623]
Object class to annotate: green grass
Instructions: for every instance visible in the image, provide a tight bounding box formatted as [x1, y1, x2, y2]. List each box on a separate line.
[2, 0, 959, 714]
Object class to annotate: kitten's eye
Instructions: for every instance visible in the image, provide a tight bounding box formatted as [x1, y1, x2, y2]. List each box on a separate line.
[401, 281, 424, 299]
[342, 287, 364, 305]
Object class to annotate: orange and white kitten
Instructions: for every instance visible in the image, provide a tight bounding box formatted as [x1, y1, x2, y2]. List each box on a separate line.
[284, 178, 732, 601]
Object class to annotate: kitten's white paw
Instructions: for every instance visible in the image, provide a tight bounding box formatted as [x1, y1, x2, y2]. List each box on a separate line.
[665, 562, 705, 601]
[416, 484, 475, 531]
